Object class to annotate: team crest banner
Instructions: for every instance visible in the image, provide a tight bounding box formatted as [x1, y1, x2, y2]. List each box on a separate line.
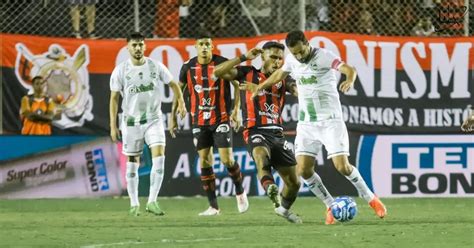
[1, 32, 473, 134]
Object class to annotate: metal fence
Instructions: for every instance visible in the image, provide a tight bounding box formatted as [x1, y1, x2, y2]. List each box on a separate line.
[1, 0, 472, 38]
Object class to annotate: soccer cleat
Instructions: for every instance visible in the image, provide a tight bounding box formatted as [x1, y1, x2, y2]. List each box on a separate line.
[236, 192, 249, 213]
[274, 206, 303, 224]
[325, 207, 335, 225]
[146, 202, 165, 216]
[369, 196, 387, 218]
[198, 207, 220, 216]
[129, 206, 140, 217]
[266, 184, 281, 208]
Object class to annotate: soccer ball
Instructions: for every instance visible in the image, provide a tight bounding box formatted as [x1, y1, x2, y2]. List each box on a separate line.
[331, 196, 357, 222]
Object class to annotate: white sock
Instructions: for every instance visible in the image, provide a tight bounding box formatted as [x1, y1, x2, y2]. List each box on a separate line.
[345, 167, 375, 202]
[148, 156, 165, 204]
[302, 173, 334, 208]
[126, 162, 140, 207]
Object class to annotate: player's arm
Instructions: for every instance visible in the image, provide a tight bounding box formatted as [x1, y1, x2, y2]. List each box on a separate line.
[287, 81, 298, 97]
[338, 63, 357, 93]
[248, 69, 290, 98]
[230, 80, 241, 131]
[170, 80, 187, 118]
[461, 111, 474, 132]
[109, 91, 121, 142]
[214, 47, 263, 81]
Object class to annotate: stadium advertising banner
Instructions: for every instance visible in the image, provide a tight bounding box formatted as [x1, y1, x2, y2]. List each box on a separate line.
[0, 137, 122, 199]
[357, 135, 474, 197]
[1, 32, 473, 134]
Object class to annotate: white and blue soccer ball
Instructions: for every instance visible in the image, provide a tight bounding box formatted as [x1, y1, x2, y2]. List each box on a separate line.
[331, 196, 357, 222]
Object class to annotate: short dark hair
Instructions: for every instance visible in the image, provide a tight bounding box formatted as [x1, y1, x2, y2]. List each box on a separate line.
[262, 41, 285, 51]
[285, 30, 308, 47]
[195, 32, 212, 40]
[127, 32, 145, 42]
[32, 76, 43, 83]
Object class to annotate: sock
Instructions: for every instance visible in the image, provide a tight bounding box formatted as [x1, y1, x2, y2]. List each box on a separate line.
[226, 162, 244, 195]
[302, 172, 334, 208]
[200, 167, 219, 209]
[260, 175, 275, 192]
[126, 162, 140, 207]
[148, 156, 165, 204]
[280, 194, 297, 210]
[345, 166, 375, 202]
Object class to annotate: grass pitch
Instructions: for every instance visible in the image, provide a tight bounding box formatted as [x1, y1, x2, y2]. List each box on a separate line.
[0, 197, 473, 248]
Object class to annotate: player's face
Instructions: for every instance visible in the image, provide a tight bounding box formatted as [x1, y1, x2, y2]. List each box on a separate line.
[262, 48, 284, 74]
[127, 39, 146, 60]
[289, 41, 311, 63]
[32, 78, 45, 94]
[195, 38, 213, 58]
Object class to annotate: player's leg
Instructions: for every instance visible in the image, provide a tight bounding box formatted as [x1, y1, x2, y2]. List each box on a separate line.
[294, 123, 335, 224]
[122, 125, 145, 216]
[144, 120, 167, 215]
[252, 146, 279, 207]
[194, 128, 220, 216]
[215, 123, 248, 213]
[324, 120, 386, 218]
[274, 166, 302, 224]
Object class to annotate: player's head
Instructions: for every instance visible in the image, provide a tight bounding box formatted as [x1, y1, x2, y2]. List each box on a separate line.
[32, 76, 45, 94]
[127, 32, 146, 60]
[195, 33, 213, 59]
[261, 41, 285, 74]
[285, 30, 311, 63]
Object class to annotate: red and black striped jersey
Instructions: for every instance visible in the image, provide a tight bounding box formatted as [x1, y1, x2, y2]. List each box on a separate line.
[179, 55, 232, 127]
[236, 66, 295, 129]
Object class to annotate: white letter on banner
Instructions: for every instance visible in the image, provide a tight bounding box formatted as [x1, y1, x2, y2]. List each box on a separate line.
[185, 45, 197, 59]
[343, 40, 376, 97]
[172, 153, 191, 178]
[428, 43, 471, 99]
[400, 42, 427, 99]
[149, 46, 184, 103]
[377, 42, 400, 98]
[407, 108, 420, 127]
[115, 46, 130, 66]
[309, 36, 340, 57]
[216, 43, 247, 63]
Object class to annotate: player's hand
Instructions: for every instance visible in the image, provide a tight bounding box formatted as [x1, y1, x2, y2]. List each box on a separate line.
[339, 80, 354, 93]
[245, 48, 263, 60]
[169, 115, 179, 138]
[110, 126, 121, 142]
[230, 109, 241, 132]
[177, 101, 187, 119]
[461, 115, 474, 132]
[239, 82, 258, 93]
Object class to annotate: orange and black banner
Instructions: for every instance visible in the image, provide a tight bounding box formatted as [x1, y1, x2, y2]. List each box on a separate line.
[1, 32, 473, 134]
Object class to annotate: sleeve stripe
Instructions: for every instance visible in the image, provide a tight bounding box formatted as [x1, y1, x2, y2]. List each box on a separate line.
[331, 59, 342, 70]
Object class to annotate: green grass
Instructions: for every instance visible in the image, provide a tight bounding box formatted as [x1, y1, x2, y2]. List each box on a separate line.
[0, 197, 473, 248]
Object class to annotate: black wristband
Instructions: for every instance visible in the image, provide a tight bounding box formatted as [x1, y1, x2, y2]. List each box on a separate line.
[239, 54, 247, 62]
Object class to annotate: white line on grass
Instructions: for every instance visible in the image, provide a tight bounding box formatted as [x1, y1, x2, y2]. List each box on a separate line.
[81, 237, 235, 248]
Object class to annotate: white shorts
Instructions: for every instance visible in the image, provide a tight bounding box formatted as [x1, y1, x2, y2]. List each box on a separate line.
[120, 118, 166, 156]
[294, 119, 349, 159]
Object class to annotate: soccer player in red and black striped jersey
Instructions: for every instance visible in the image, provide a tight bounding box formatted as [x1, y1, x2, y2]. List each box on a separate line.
[214, 41, 303, 223]
[170, 34, 248, 216]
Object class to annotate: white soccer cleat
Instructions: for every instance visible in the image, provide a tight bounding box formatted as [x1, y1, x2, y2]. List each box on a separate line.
[274, 206, 303, 224]
[198, 207, 220, 216]
[236, 192, 249, 213]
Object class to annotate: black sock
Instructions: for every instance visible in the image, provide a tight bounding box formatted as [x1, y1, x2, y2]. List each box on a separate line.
[260, 175, 275, 192]
[281, 194, 297, 210]
[200, 167, 218, 209]
[227, 162, 244, 195]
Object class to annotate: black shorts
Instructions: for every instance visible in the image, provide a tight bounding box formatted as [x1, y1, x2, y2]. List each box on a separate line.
[244, 128, 296, 168]
[192, 122, 233, 151]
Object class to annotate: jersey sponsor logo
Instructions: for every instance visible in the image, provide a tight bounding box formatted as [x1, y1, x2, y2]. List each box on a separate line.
[194, 85, 203, 93]
[357, 135, 474, 197]
[195, 85, 218, 93]
[15, 43, 94, 129]
[299, 75, 318, 85]
[264, 103, 276, 113]
[203, 112, 211, 120]
[201, 98, 212, 106]
[128, 83, 155, 94]
[251, 134, 265, 144]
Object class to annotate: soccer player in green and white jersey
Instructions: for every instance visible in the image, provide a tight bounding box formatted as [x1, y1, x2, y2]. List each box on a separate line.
[245, 30, 387, 222]
[110, 32, 187, 216]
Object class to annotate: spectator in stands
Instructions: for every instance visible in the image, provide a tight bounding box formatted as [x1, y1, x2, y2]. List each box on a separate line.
[357, 7, 375, 35]
[411, 17, 435, 36]
[153, 0, 192, 39]
[69, 0, 98, 39]
[305, 0, 329, 31]
[461, 111, 474, 132]
[19, 76, 58, 135]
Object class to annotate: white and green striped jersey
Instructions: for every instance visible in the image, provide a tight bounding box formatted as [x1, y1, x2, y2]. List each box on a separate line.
[110, 58, 172, 126]
[281, 47, 343, 123]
